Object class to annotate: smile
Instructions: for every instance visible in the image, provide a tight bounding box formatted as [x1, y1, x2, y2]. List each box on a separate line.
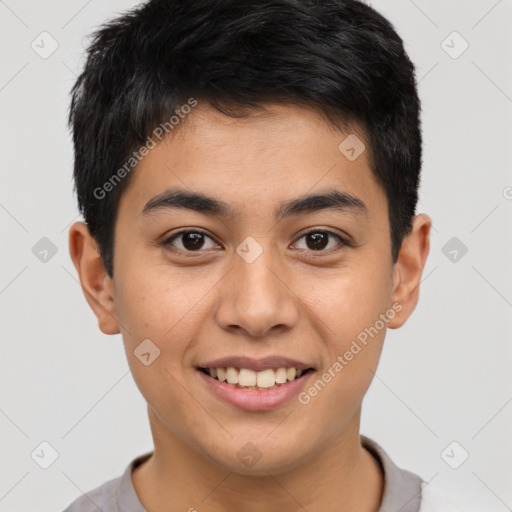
[199, 366, 314, 390]
[197, 366, 316, 411]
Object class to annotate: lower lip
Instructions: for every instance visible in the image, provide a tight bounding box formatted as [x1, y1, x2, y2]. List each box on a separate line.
[197, 369, 314, 411]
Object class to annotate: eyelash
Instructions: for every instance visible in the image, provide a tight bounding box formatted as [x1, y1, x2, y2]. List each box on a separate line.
[162, 229, 350, 255]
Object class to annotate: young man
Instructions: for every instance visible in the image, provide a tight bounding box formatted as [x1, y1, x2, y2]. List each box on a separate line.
[64, 0, 460, 510]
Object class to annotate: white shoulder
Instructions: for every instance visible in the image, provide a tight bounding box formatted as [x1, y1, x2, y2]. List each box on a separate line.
[419, 484, 465, 512]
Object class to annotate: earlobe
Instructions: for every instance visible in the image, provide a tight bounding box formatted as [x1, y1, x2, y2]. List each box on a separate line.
[68, 221, 120, 335]
[388, 214, 431, 329]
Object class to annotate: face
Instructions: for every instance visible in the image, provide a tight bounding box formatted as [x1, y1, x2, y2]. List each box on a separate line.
[70, 102, 430, 476]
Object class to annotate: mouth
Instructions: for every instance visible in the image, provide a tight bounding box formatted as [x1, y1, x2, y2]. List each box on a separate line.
[196, 365, 316, 411]
[195, 355, 317, 410]
[197, 366, 315, 391]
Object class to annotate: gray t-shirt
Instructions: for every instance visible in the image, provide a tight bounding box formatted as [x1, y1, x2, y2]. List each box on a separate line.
[63, 435, 423, 512]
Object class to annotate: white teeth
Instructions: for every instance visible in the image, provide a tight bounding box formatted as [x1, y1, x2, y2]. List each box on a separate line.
[206, 366, 308, 388]
[286, 367, 296, 381]
[275, 367, 287, 384]
[256, 369, 276, 388]
[226, 367, 239, 384]
[238, 368, 256, 387]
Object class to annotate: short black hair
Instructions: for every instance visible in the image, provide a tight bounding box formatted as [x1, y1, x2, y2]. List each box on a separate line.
[69, 0, 422, 277]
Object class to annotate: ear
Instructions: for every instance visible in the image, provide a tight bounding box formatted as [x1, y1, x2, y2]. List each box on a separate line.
[68, 221, 120, 335]
[388, 213, 431, 329]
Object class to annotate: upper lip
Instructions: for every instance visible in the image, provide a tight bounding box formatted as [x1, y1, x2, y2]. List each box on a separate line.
[197, 356, 315, 372]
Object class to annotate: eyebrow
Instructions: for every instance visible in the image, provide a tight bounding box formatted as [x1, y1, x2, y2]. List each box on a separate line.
[140, 187, 368, 220]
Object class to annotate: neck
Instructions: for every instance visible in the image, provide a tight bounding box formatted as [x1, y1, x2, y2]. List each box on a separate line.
[132, 406, 383, 512]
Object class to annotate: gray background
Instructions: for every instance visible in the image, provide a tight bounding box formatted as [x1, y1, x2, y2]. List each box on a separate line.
[1, 0, 511, 510]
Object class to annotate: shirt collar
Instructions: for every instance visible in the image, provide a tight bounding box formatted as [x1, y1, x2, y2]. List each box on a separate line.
[361, 434, 423, 512]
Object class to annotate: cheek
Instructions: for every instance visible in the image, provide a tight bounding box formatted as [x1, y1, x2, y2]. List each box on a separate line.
[112, 267, 209, 413]
[114, 261, 211, 345]
[308, 258, 392, 341]
[299, 256, 392, 398]
[112, 262, 225, 400]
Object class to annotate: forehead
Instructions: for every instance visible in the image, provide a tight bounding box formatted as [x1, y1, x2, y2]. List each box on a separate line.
[118, 102, 386, 221]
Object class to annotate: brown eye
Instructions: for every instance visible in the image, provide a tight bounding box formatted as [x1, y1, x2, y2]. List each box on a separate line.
[293, 230, 347, 252]
[164, 230, 219, 252]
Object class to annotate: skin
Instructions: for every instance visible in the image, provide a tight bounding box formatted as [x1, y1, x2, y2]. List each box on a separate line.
[69, 102, 431, 512]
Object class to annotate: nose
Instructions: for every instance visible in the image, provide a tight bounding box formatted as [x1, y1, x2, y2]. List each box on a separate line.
[214, 247, 300, 338]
